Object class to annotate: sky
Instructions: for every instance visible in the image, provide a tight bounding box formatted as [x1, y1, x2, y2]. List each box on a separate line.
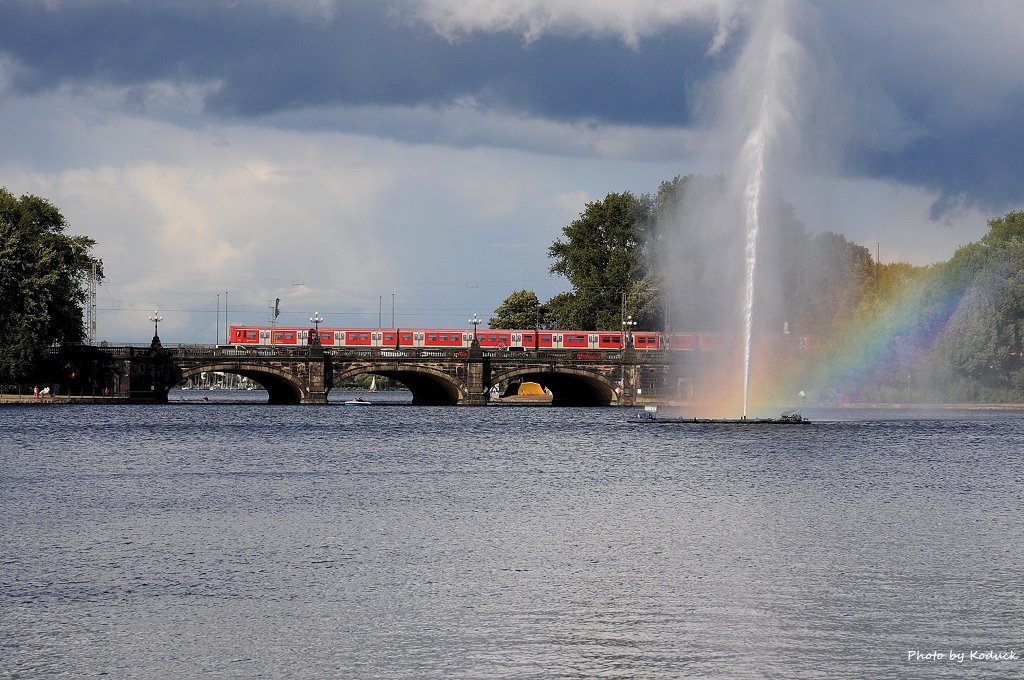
[2, 0, 1023, 344]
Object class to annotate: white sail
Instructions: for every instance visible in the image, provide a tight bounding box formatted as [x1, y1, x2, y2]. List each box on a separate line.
[369, 376, 377, 392]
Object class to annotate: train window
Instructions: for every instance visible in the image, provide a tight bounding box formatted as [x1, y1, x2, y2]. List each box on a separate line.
[439, 334, 448, 341]
[601, 335, 614, 343]
[402, 333, 412, 341]
[384, 333, 394, 341]
[427, 334, 437, 341]
[487, 335, 497, 342]
[541, 334, 551, 342]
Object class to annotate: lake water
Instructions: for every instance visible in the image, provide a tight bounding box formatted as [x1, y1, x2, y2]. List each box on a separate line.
[2, 396, 1022, 678]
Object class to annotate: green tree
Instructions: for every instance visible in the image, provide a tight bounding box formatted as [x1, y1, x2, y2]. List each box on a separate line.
[489, 289, 549, 329]
[0, 188, 103, 381]
[785, 231, 874, 337]
[934, 232, 1024, 391]
[981, 210, 1024, 248]
[546, 191, 653, 330]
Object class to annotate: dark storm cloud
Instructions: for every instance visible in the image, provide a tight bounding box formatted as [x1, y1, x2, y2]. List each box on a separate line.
[2, 0, 1022, 216]
[815, 0, 1024, 216]
[0, 0, 718, 125]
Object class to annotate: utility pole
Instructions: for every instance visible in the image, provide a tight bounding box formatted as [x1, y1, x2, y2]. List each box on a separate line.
[87, 262, 97, 345]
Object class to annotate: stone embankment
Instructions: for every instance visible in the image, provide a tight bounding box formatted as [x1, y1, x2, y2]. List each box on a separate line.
[0, 394, 128, 405]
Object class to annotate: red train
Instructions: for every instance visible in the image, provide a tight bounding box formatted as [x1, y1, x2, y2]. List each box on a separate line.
[227, 325, 724, 352]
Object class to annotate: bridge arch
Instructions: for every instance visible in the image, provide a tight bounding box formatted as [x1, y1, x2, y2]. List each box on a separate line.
[177, 363, 309, 404]
[333, 363, 468, 405]
[490, 366, 619, 406]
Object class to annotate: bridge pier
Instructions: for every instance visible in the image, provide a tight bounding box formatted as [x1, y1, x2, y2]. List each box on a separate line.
[124, 340, 182, 404]
[301, 347, 331, 404]
[461, 345, 489, 406]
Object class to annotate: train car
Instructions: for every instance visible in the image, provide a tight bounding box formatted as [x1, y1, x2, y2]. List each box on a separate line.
[698, 332, 725, 350]
[229, 325, 335, 347]
[667, 333, 698, 350]
[370, 329, 417, 349]
[532, 331, 554, 350]
[423, 329, 472, 348]
[229, 326, 262, 345]
[595, 332, 625, 350]
[631, 331, 662, 350]
[228, 324, 727, 352]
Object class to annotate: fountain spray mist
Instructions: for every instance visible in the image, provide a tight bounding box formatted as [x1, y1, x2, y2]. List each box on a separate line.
[740, 126, 765, 417]
[655, 0, 820, 416]
[733, 0, 804, 417]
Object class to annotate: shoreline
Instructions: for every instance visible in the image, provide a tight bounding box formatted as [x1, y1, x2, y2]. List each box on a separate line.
[4, 392, 1024, 411]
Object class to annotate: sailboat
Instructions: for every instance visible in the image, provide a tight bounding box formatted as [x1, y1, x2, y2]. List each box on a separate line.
[368, 376, 378, 393]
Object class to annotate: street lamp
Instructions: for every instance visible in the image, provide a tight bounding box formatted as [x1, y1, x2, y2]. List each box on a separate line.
[622, 315, 637, 348]
[150, 310, 163, 338]
[310, 311, 324, 332]
[469, 313, 482, 345]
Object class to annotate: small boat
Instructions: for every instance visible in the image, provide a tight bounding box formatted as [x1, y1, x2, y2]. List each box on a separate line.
[368, 376, 377, 392]
[489, 381, 553, 406]
[344, 397, 372, 406]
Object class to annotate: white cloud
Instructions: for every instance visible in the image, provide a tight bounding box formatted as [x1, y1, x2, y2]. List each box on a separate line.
[406, 0, 743, 52]
[0, 86, 687, 343]
[786, 174, 998, 266]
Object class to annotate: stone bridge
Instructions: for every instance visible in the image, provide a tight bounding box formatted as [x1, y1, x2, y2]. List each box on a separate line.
[54, 340, 717, 406]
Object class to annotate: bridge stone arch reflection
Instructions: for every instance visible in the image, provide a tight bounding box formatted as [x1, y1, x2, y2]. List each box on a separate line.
[177, 363, 309, 404]
[489, 366, 619, 406]
[333, 363, 470, 405]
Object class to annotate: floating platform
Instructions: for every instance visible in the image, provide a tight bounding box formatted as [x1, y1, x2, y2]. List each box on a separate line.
[628, 407, 810, 425]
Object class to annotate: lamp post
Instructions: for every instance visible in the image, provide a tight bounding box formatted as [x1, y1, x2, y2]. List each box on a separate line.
[622, 315, 636, 349]
[309, 311, 324, 347]
[469, 313, 481, 346]
[619, 314, 636, 403]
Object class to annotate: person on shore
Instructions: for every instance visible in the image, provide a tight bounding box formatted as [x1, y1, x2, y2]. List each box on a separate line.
[33, 385, 39, 398]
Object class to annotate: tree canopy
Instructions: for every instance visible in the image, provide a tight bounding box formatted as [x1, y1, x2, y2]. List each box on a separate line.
[0, 188, 103, 381]
[488, 289, 549, 329]
[546, 191, 653, 330]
